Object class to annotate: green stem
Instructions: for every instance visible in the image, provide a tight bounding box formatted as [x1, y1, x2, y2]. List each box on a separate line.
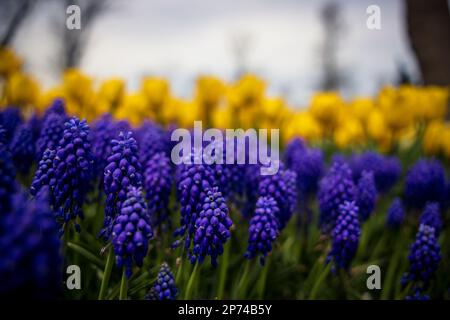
[67, 242, 104, 267]
[256, 260, 269, 299]
[216, 243, 229, 299]
[308, 262, 331, 299]
[184, 263, 199, 300]
[119, 268, 128, 300]
[98, 247, 115, 300]
[175, 258, 183, 285]
[233, 259, 251, 299]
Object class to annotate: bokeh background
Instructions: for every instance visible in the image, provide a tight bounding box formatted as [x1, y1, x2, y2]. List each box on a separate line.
[2, 0, 448, 105]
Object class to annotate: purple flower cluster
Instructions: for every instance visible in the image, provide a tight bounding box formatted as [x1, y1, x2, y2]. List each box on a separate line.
[284, 138, 324, 196]
[0, 188, 61, 298]
[386, 198, 405, 229]
[173, 150, 216, 250]
[0, 106, 22, 144]
[245, 196, 279, 265]
[402, 224, 441, 289]
[52, 118, 94, 232]
[318, 161, 356, 233]
[139, 121, 169, 166]
[191, 187, 233, 266]
[144, 151, 173, 228]
[349, 152, 401, 193]
[258, 164, 297, 229]
[43, 98, 66, 120]
[112, 187, 153, 278]
[36, 109, 67, 160]
[355, 170, 377, 221]
[10, 123, 35, 175]
[0, 127, 17, 213]
[145, 262, 178, 300]
[326, 201, 361, 271]
[101, 131, 142, 240]
[419, 202, 442, 236]
[405, 159, 446, 209]
[30, 149, 56, 198]
[91, 115, 131, 181]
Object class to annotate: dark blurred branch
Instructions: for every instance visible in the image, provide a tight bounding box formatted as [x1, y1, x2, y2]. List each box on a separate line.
[319, 2, 344, 91]
[405, 0, 450, 86]
[58, 0, 108, 69]
[1, 0, 35, 46]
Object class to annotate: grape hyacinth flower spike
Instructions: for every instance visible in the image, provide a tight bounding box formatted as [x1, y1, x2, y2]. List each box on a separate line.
[10, 123, 35, 175]
[258, 163, 297, 229]
[245, 196, 280, 265]
[101, 131, 143, 241]
[51, 117, 94, 233]
[0, 127, 17, 214]
[326, 201, 361, 271]
[0, 187, 62, 298]
[145, 262, 177, 300]
[144, 151, 173, 229]
[0, 106, 22, 144]
[355, 170, 377, 222]
[419, 202, 442, 236]
[36, 112, 67, 161]
[30, 149, 56, 199]
[401, 224, 441, 291]
[191, 187, 233, 267]
[112, 186, 153, 278]
[318, 161, 356, 233]
[173, 149, 216, 251]
[404, 159, 446, 209]
[386, 198, 405, 229]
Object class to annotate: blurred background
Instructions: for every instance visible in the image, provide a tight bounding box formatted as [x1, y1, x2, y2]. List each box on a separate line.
[1, 0, 448, 106]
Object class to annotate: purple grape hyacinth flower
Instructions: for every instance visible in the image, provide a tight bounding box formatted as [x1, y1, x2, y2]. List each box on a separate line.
[36, 112, 67, 160]
[326, 201, 361, 271]
[51, 117, 94, 233]
[144, 151, 173, 228]
[0, 187, 62, 298]
[112, 187, 153, 278]
[419, 202, 442, 236]
[101, 131, 143, 241]
[245, 196, 280, 265]
[30, 148, 56, 199]
[258, 163, 297, 229]
[145, 262, 177, 300]
[349, 152, 401, 193]
[318, 161, 356, 233]
[402, 224, 441, 289]
[386, 198, 405, 229]
[191, 187, 233, 266]
[355, 170, 377, 222]
[10, 123, 35, 175]
[173, 150, 216, 251]
[0, 128, 17, 214]
[0, 106, 22, 144]
[405, 159, 446, 209]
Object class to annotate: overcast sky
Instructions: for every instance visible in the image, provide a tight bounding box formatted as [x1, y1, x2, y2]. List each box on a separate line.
[12, 0, 419, 106]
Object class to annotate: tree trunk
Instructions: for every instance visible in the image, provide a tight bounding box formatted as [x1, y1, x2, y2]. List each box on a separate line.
[405, 0, 450, 86]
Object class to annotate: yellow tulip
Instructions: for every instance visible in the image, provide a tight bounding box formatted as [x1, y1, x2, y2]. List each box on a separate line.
[115, 92, 154, 126]
[98, 78, 125, 111]
[423, 121, 445, 155]
[227, 74, 266, 109]
[333, 116, 365, 149]
[309, 92, 343, 132]
[282, 111, 322, 143]
[0, 47, 22, 77]
[4, 72, 40, 107]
